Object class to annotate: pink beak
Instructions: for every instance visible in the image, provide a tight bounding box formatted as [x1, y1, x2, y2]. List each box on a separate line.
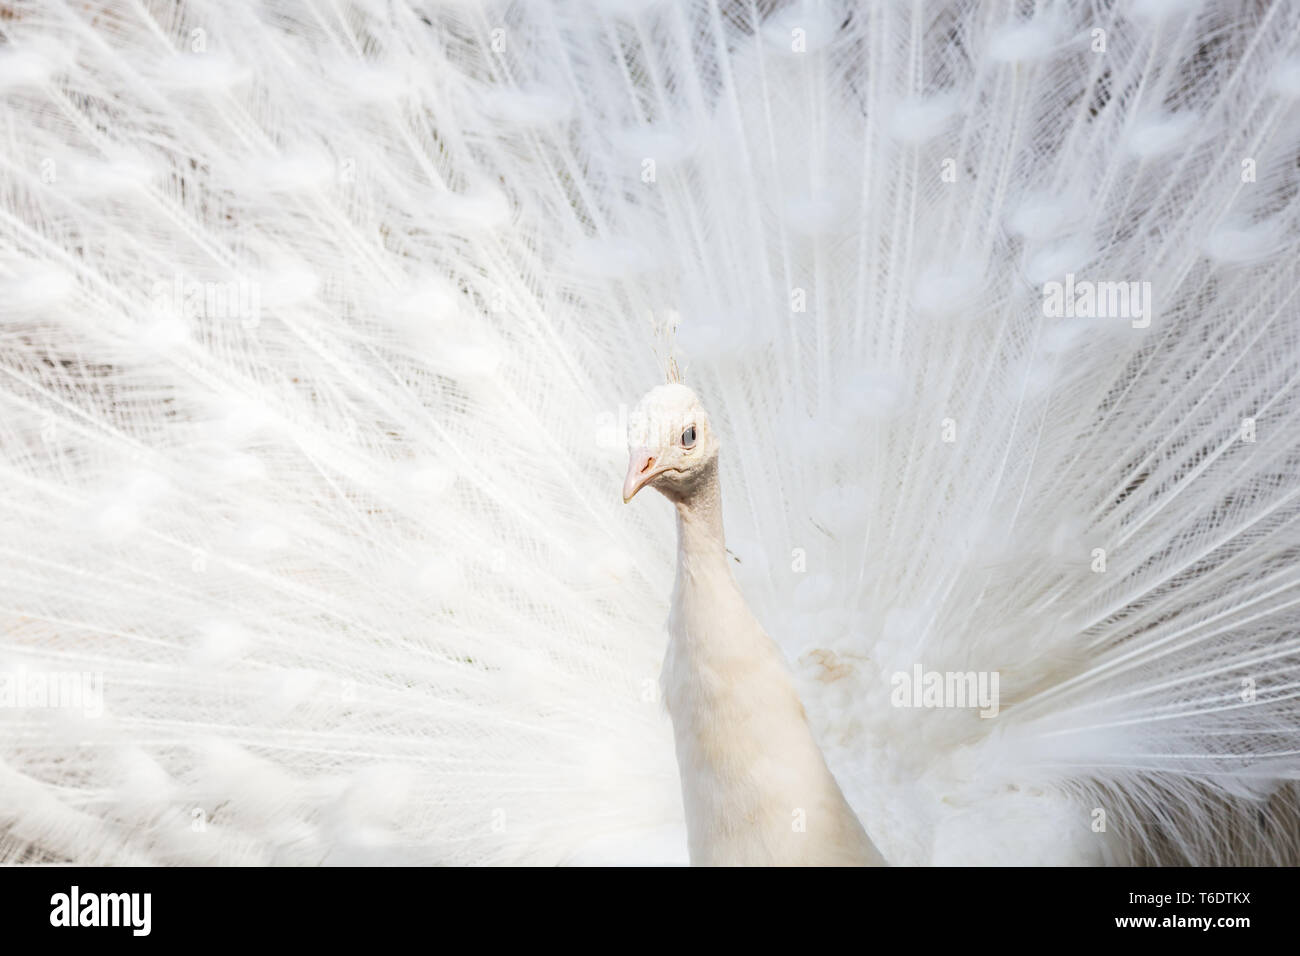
[623, 447, 661, 503]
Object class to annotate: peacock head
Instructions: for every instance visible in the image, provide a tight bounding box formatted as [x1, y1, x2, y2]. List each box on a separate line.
[623, 383, 719, 503]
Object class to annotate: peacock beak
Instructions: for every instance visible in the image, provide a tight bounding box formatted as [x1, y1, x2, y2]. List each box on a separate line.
[623, 447, 662, 503]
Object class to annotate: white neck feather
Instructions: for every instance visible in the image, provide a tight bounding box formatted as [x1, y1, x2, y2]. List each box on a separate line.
[660, 464, 886, 866]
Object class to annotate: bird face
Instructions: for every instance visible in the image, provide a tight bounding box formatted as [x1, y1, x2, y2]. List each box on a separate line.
[623, 383, 717, 503]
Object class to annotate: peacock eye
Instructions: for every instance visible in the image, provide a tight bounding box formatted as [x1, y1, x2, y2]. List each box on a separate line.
[681, 425, 696, 448]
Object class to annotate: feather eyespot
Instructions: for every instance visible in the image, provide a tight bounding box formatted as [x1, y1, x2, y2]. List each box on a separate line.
[681, 425, 696, 448]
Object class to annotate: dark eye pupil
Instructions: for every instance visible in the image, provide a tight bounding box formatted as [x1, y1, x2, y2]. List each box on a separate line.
[682, 426, 696, 446]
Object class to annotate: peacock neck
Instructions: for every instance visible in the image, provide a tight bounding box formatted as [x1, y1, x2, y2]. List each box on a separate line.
[660, 457, 887, 866]
[671, 461, 728, 572]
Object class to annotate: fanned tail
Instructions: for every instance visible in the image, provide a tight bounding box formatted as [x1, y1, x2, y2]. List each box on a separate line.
[1, 0, 1298, 864]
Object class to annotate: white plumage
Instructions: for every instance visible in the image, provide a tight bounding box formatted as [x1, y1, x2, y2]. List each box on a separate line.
[1, 0, 1299, 865]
